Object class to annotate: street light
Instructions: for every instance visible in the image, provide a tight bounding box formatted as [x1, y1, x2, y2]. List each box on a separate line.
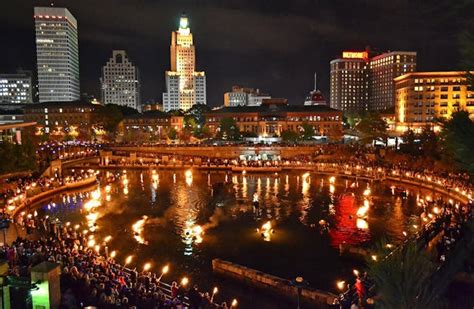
[290, 276, 308, 309]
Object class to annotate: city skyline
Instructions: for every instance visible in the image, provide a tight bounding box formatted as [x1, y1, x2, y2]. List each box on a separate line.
[0, 0, 472, 106]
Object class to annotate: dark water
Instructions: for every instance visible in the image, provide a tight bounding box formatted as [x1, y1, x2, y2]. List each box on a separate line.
[39, 170, 439, 308]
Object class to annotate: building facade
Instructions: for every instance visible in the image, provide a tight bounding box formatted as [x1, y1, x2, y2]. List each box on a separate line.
[330, 52, 369, 112]
[224, 86, 271, 107]
[0, 72, 33, 104]
[330, 50, 416, 112]
[163, 15, 206, 111]
[370, 51, 417, 111]
[101, 50, 141, 111]
[206, 99, 342, 140]
[23, 101, 96, 138]
[120, 112, 184, 141]
[34, 7, 80, 102]
[395, 71, 474, 132]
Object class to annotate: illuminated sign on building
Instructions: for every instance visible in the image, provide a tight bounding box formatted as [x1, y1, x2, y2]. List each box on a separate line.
[342, 51, 368, 60]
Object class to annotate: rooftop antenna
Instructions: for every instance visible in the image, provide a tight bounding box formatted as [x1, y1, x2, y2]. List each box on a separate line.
[314, 73, 317, 91]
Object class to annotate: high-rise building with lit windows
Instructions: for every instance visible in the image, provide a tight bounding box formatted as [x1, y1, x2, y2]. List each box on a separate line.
[101, 50, 141, 111]
[34, 7, 80, 102]
[0, 71, 33, 104]
[395, 71, 474, 132]
[330, 50, 416, 112]
[163, 14, 206, 111]
[330, 51, 369, 112]
[370, 51, 416, 111]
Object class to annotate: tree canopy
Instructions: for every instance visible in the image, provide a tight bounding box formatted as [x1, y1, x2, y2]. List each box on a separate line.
[440, 110, 474, 177]
[356, 113, 388, 145]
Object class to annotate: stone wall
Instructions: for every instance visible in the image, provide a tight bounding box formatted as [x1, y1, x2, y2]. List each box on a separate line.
[212, 259, 337, 307]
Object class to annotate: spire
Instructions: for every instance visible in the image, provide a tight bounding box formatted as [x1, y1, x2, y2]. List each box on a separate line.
[314, 73, 317, 91]
[179, 14, 189, 30]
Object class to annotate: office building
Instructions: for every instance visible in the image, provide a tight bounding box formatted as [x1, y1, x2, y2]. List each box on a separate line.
[163, 15, 206, 111]
[330, 50, 416, 112]
[34, 7, 80, 102]
[395, 71, 474, 132]
[101, 50, 141, 111]
[224, 86, 271, 107]
[0, 72, 33, 104]
[370, 51, 417, 111]
[330, 51, 369, 112]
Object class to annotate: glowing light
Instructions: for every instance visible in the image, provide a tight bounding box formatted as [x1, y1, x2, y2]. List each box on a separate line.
[231, 299, 238, 307]
[353, 269, 359, 277]
[258, 221, 274, 241]
[162, 264, 169, 274]
[185, 169, 193, 186]
[105, 185, 111, 193]
[181, 277, 189, 286]
[87, 239, 96, 247]
[132, 216, 148, 245]
[104, 235, 112, 243]
[329, 176, 335, 184]
[110, 251, 117, 258]
[371, 255, 378, 261]
[356, 218, 368, 230]
[125, 255, 133, 265]
[91, 189, 101, 200]
[337, 280, 346, 290]
[432, 207, 440, 215]
[143, 263, 152, 272]
[363, 188, 371, 196]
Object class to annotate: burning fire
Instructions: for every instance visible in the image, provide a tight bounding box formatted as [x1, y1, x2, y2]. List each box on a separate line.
[132, 216, 149, 245]
[257, 221, 274, 241]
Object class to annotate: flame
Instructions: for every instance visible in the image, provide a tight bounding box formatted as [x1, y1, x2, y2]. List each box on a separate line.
[258, 221, 273, 241]
[132, 216, 148, 245]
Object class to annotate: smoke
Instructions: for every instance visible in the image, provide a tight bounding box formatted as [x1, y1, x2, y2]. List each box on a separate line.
[202, 207, 227, 230]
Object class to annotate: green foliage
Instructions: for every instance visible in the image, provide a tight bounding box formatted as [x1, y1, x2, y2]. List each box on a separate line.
[460, 30, 474, 88]
[0, 138, 37, 174]
[299, 122, 315, 140]
[356, 113, 388, 145]
[367, 242, 442, 308]
[400, 127, 439, 159]
[167, 127, 178, 140]
[185, 104, 211, 127]
[440, 110, 474, 178]
[280, 130, 300, 143]
[218, 117, 241, 140]
[96, 104, 124, 134]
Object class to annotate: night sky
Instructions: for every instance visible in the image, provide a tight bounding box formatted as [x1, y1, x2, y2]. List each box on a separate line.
[1, 0, 473, 107]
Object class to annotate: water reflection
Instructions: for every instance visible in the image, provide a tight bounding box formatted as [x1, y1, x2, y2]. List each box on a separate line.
[37, 170, 436, 290]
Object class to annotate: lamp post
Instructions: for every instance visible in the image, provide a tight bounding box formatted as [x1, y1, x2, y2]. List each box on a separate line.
[290, 276, 307, 309]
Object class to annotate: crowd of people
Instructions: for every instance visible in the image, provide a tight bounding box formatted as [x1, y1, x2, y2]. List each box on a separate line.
[335, 196, 472, 309]
[3, 214, 235, 309]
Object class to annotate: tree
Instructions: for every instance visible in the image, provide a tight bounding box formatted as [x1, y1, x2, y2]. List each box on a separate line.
[280, 130, 300, 143]
[440, 110, 474, 177]
[96, 104, 124, 135]
[167, 127, 178, 140]
[219, 118, 241, 140]
[400, 129, 418, 155]
[460, 31, 474, 87]
[419, 126, 439, 158]
[356, 113, 388, 145]
[185, 104, 211, 127]
[299, 122, 315, 140]
[367, 242, 442, 308]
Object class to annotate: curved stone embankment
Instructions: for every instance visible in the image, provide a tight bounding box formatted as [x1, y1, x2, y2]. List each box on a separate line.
[11, 176, 98, 217]
[212, 259, 337, 307]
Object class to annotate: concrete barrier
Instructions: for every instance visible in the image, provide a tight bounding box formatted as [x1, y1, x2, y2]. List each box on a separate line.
[212, 259, 337, 307]
[12, 177, 97, 217]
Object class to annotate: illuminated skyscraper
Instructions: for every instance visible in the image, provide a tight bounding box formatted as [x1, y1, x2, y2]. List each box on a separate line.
[34, 7, 80, 102]
[330, 50, 416, 112]
[163, 15, 206, 111]
[101, 50, 141, 111]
